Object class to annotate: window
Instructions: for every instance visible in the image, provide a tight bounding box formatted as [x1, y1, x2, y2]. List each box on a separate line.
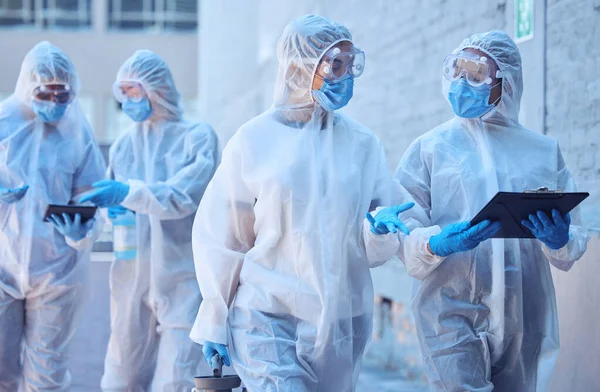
[108, 0, 198, 32]
[0, 0, 92, 29]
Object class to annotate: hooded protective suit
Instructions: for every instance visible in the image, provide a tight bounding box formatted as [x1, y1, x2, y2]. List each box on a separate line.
[0, 41, 106, 391]
[100, 50, 220, 391]
[395, 31, 589, 391]
[189, 14, 438, 392]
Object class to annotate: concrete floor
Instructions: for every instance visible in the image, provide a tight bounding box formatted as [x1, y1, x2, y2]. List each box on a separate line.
[69, 256, 426, 391]
[70, 260, 111, 391]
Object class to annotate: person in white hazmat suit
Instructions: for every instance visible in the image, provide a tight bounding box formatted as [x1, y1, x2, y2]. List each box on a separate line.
[395, 31, 589, 391]
[80, 50, 220, 391]
[187, 14, 477, 392]
[0, 41, 106, 391]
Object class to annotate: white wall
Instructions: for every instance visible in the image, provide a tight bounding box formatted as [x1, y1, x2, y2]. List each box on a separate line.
[198, 0, 326, 144]
[550, 233, 600, 392]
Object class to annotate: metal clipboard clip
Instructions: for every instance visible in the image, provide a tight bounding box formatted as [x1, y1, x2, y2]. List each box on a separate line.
[524, 187, 560, 194]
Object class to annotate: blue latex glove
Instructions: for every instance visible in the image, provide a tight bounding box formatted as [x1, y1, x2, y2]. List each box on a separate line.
[108, 205, 129, 219]
[429, 220, 501, 257]
[48, 213, 95, 241]
[365, 202, 415, 235]
[202, 342, 231, 367]
[521, 209, 571, 250]
[80, 180, 130, 208]
[0, 185, 29, 204]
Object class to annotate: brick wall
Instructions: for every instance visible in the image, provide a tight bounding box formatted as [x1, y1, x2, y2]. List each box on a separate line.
[323, 0, 508, 168]
[545, 0, 600, 229]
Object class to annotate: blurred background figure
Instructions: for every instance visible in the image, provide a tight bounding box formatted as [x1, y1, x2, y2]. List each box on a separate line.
[0, 41, 106, 391]
[0, 1, 597, 391]
[81, 50, 219, 391]
[0, 0, 200, 151]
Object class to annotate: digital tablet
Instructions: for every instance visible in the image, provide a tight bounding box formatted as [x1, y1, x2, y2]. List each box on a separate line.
[43, 205, 97, 224]
[470, 189, 589, 239]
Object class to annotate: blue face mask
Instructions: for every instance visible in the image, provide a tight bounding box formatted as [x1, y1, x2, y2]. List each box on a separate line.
[447, 79, 500, 119]
[312, 76, 354, 112]
[31, 100, 68, 123]
[122, 98, 152, 122]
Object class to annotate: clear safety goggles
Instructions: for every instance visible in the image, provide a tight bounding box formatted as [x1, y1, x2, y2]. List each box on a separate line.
[33, 84, 72, 104]
[315, 47, 365, 83]
[442, 54, 503, 87]
[113, 81, 146, 103]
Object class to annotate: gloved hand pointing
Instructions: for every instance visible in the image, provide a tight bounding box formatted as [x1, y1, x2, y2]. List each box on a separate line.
[429, 220, 501, 257]
[0, 185, 29, 204]
[366, 202, 415, 235]
[80, 180, 130, 208]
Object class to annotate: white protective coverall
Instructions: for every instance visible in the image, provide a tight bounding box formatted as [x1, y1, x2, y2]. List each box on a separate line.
[190, 14, 439, 392]
[100, 50, 220, 391]
[0, 41, 106, 391]
[395, 31, 589, 391]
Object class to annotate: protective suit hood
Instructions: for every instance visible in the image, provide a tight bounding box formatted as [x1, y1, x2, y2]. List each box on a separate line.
[273, 14, 352, 111]
[14, 41, 80, 108]
[116, 49, 183, 121]
[444, 30, 523, 126]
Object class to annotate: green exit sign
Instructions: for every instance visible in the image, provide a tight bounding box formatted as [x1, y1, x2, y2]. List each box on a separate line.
[515, 0, 534, 43]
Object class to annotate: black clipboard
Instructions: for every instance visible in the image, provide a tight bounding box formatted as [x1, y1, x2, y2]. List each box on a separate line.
[470, 188, 589, 239]
[44, 205, 97, 224]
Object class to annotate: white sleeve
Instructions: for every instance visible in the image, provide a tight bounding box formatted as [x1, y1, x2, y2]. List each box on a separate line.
[362, 211, 446, 278]
[362, 213, 400, 268]
[543, 148, 589, 271]
[120, 126, 219, 220]
[396, 224, 445, 280]
[543, 225, 589, 271]
[189, 135, 255, 345]
[393, 140, 447, 280]
[361, 143, 407, 267]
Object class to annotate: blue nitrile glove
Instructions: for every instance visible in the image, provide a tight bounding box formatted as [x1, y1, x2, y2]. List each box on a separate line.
[521, 209, 571, 250]
[429, 220, 501, 257]
[80, 180, 130, 208]
[108, 205, 129, 219]
[49, 213, 95, 241]
[365, 202, 415, 235]
[0, 185, 29, 204]
[202, 342, 231, 367]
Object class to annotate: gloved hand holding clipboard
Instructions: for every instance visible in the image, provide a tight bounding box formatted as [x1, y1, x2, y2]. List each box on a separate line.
[43, 204, 97, 224]
[470, 188, 589, 239]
